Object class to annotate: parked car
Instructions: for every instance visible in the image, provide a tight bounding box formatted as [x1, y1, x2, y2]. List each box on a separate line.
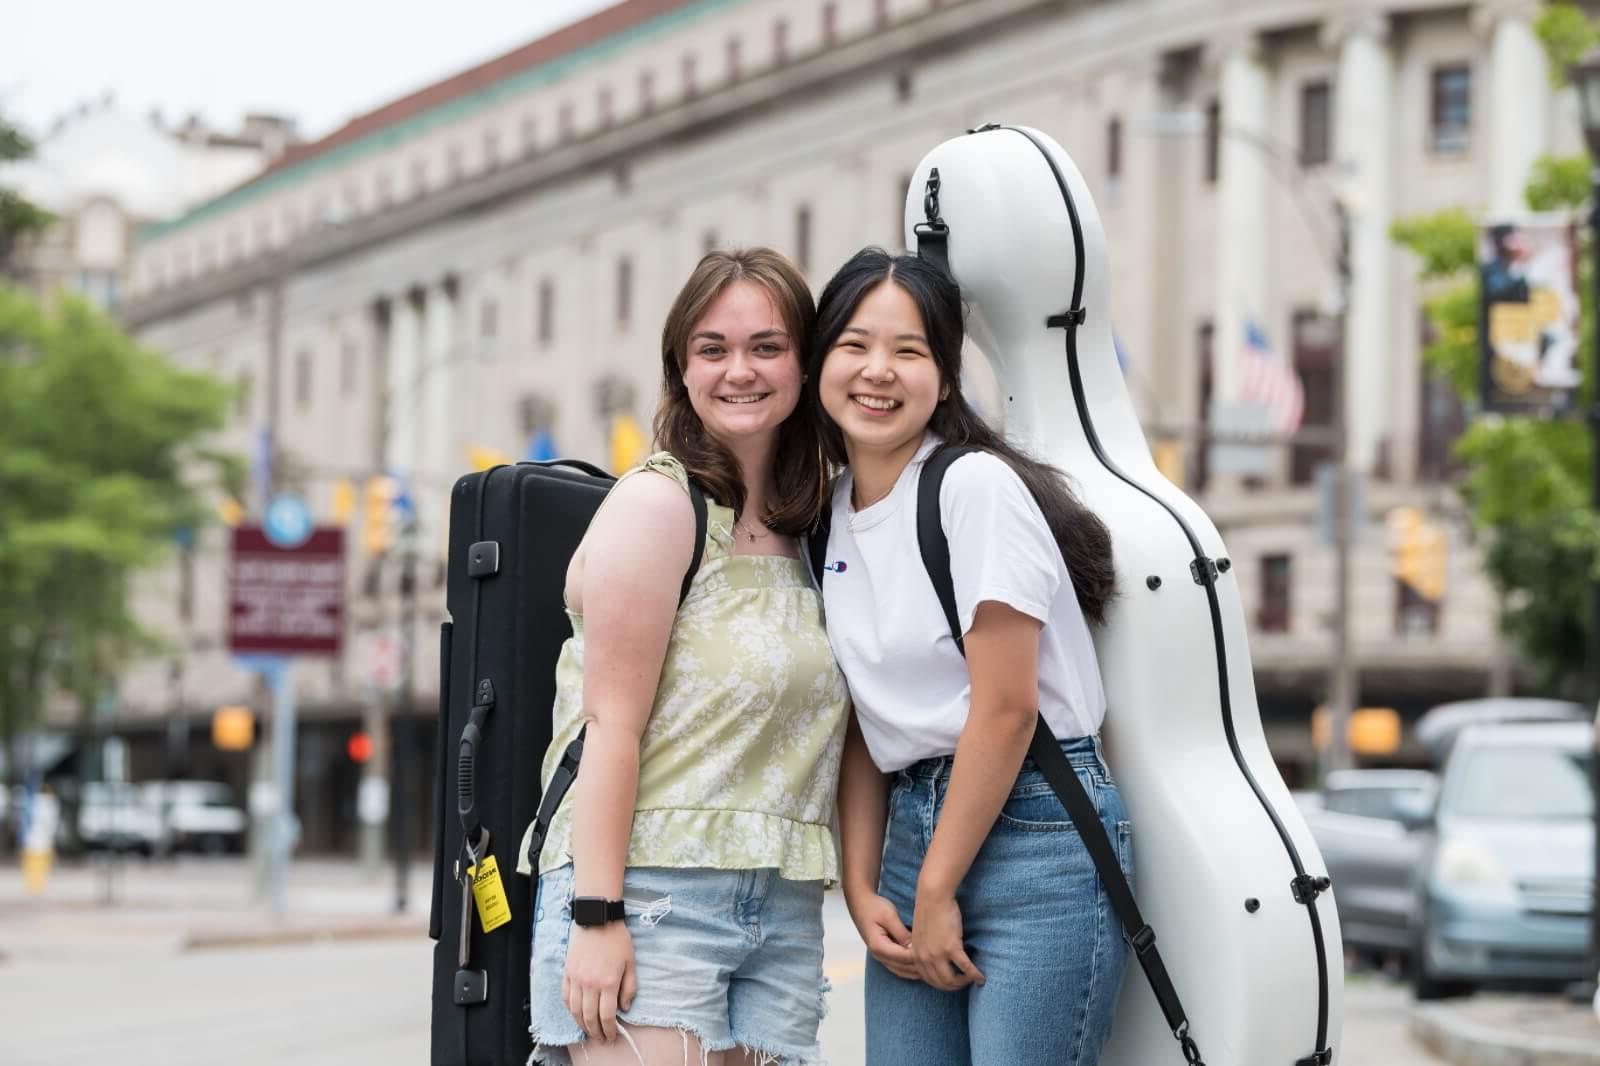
[141, 780, 248, 854]
[1414, 698, 1587, 762]
[1406, 720, 1594, 998]
[77, 781, 168, 856]
[1303, 768, 1438, 963]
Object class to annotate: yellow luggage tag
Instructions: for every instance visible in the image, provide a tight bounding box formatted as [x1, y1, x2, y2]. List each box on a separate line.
[466, 855, 513, 933]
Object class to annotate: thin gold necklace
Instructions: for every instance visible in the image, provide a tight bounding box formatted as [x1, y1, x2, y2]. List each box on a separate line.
[733, 517, 773, 541]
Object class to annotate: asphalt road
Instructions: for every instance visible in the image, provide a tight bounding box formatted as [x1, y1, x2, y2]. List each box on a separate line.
[0, 874, 1443, 1065]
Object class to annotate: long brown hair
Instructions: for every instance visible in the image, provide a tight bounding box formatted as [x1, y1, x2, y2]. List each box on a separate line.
[656, 247, 826, 535]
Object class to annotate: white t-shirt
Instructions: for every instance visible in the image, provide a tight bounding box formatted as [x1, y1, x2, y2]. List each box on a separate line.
[820, 434, 1106, 772]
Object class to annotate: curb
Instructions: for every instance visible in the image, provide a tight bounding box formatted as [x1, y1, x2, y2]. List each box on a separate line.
[1412, 1003, 1600, 1066]
[182, 919, 427, 952]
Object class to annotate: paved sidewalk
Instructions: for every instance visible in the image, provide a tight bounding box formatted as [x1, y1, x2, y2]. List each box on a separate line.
[0, 854, 429, 960]
[1413, 994, 1600, 1066]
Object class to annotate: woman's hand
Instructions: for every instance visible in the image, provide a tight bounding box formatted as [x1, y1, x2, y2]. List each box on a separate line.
[911, 887, 984, 992]
[846, 888, 919, 980]
[562, 923, 638, 1041]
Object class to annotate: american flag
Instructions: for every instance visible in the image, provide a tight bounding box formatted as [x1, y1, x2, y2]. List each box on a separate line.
[1240, 319, 1305, 434]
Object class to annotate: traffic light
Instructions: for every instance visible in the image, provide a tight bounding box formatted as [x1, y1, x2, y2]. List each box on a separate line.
[347, 731, 373, 764]
[1388, 506, 1447, 602]
[363, 476, 396, 555]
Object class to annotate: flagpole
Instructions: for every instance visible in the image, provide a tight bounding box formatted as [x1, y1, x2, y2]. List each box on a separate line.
[1325, 200, 1356, 777]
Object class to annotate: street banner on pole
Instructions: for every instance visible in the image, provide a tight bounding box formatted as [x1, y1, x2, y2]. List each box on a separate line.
[1478, 217, 1582, 414]
[228, 525, 346, 656]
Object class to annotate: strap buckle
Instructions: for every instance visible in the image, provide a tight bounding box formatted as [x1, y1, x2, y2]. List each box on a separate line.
[1046, 307, 1087, 329]
[1130, 924, 1157, 955]
[1295, 1049, 1334, 1066]
[1290, 874, 1332, 905]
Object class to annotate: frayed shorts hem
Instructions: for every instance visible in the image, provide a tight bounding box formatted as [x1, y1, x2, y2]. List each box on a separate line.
[529, 1017, 823, 1066]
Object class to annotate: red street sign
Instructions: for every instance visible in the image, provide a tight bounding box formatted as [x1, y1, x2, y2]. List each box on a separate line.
[228, 526, 346, 656]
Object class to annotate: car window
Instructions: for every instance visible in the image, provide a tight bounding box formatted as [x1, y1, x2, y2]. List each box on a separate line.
[1324, 785, 1429, 821]
[1447, 745, 1593, 819]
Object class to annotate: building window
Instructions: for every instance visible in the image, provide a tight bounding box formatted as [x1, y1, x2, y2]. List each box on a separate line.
[875, 0, 890, 28]
[1417, 313, 1466, 481]
[616, 256, 633, 328]
[639, 70, 655, 114]
[559, 102, 575, 141]
[236, 371, 253, 418]
[1106, 117, 1122, 180]
[1431, 65, 1472, 153]
[375, 171, 393, 208]
[727, 35, 742, 81]
[340, 338, 358, 397]
[1299, 80, 1331, 166]
[1291, 310, 1337, 485]
[1258, 554, 1292, 633]
[598, 86, 613, 129]
[703, 229, 718, 255]
[795, 204, 812, 273]
[1395, 580, 1441, 637]
[823, 2, 838, 43]
[1196, 320, 1214, 492]
[295, 348, 313, 412]
[410, 158, 428, 197]
[1204, 99, 1220, 184]
[683, 53, 698, 98]
[481, 299, 499, 340]
[521, 115, 537, 155]
[484, 128, 501, 168]
[537, 279, 554, 345]
[446, 145, 463, 181]
[774, 18, 789, 63]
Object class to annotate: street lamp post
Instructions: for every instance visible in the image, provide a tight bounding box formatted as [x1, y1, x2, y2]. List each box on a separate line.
[1564, 47, 1600, 1002]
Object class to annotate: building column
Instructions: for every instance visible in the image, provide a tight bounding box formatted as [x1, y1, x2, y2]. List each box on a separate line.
[1212, 35, 1272, 407]
[418, 278, 459, 542]
[1330, 11, 1395, 475]
[1478, 0, 1549, 217]
[383, 289, 423, 481]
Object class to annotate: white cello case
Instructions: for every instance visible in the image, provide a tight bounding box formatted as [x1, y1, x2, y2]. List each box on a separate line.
[903, 125, 1344, 1066]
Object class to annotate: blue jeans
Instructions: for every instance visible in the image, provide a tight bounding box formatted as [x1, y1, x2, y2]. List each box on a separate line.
[866, 735, 1132, 1066]
[530, 865, 828, 1064]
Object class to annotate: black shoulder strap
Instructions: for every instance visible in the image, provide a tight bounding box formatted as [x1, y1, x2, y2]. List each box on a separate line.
[915, 443, 1202, 1064]
[524, 476, 709, 871]
[805, 492, 832, 589]
[681, 479, 709, 606]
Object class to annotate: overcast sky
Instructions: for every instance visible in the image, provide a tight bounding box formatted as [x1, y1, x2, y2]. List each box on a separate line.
[5, 0, 617, 140]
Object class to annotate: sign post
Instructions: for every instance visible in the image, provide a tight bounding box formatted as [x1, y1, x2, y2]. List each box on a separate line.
[228, 502, 344, 916]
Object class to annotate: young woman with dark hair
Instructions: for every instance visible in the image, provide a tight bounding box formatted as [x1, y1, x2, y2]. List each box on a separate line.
[519, 248, 847, 1066]
[809, 247, 1128, 1065]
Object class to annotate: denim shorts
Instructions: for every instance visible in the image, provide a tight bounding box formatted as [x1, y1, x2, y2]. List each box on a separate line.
[866, 735, 1133, 1066]
[530, 864, 828, 1065]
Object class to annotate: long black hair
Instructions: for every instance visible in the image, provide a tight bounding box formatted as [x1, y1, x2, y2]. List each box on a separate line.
[809, 247, 1116, 625]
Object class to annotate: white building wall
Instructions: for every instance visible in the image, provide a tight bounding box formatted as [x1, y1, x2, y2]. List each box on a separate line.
[114, 0, 1564, 721]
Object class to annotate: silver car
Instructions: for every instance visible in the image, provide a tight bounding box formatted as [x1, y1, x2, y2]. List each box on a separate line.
[1409, 720, 1594, 998]
[1303, 769, 1438, 961]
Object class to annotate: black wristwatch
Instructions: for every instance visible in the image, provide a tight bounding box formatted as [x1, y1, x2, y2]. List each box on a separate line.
[572, 897, 627, 927]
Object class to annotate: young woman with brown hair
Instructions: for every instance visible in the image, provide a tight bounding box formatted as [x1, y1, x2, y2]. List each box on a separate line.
[519, 248, 847, 1066]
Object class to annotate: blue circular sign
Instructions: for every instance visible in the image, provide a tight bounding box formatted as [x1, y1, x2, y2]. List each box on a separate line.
[263, 494, 313, 549]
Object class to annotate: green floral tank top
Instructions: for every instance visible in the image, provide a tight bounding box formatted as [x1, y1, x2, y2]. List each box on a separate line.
[517, 453, 849, 883]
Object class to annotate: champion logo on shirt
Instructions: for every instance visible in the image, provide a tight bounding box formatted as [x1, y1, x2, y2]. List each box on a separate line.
[823, 561, 848, 573]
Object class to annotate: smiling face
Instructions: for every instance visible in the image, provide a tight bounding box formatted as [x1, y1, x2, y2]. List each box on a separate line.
[681, 279, 803, 449]
[818, 278, 946, 461]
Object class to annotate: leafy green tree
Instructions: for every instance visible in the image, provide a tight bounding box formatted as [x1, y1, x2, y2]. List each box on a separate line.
[0, 288, 239, 784]
[1389, 2, 1600, 693]
[0, 113, 52, 271]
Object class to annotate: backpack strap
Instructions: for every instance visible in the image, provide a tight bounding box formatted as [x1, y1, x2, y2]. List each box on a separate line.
[805, 493, 832, 589]
[525, 477, 709, 871]
[915, 443, 1203, 1064]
